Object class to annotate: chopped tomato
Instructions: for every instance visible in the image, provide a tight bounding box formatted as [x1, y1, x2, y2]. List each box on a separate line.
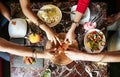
[92, 31, 97, 34]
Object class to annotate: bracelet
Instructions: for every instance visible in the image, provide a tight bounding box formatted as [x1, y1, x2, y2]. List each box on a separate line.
[72, 21, 79, 27]
[32, 49, 37, 58]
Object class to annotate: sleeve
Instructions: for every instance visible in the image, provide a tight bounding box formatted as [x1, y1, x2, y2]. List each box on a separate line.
[76, 0, 90, 14]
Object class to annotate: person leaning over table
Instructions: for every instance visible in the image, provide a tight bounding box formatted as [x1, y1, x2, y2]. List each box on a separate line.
[0, 1, 11, 61]
[19, 0, 61, 45]
[64, 48, 120, 62]
[0, 37, 56, 59]
[65, 0, 90, 44]
[64, 12, 120, 62]
[0, 2, 11, 22]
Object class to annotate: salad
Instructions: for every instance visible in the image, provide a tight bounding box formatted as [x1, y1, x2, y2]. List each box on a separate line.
[85, 30, 105, 52]
[37, 4, 62, 27]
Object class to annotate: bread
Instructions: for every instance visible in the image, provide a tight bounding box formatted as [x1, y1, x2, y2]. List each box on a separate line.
[23, 57, 35, 65]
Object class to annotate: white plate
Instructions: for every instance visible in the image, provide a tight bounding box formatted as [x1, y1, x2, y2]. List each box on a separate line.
[37, 4, 62, 27]
[80, 7, 90, 24]
[8, 18, 27, 38]
[70, 5, 90, 24]
[84, 29, 106, 53]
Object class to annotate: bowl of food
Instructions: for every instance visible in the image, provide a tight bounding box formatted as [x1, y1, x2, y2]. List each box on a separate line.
[84, 29, 106, 53]
[28, 33, 42, 43]
[37, 4, 62, 27]
[45, 33, 78, 65]
[8, 18, 27, 38]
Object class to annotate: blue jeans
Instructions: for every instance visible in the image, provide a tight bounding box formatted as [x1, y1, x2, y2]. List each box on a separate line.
[0, 14, 9, 27]
[0, 14, 10, 61]
[0, 52, 10, 61]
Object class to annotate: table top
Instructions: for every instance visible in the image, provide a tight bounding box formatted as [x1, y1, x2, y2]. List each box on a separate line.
[10, 2, 108, 77]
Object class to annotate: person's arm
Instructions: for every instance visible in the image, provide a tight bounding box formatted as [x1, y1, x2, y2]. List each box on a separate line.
[65, 48, 120, 62]
[65, 0, 90, 44]
[0, 2, 11, 21]
[70, 0, 90, 31]
[19, 0, 61, 45]
[0, 37, 55, 59]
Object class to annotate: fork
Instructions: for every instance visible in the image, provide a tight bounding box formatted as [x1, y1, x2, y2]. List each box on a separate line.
[90, 11, 102, 23]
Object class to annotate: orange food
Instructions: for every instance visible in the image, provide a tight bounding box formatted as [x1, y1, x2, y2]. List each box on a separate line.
[57, 42, 69, 53]
[23, 57, 35, 65]
[12, 21, 16, 25]
[29, 33, 41, 43]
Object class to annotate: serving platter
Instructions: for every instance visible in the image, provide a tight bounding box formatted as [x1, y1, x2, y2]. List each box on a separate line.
[37, 4, 62, 27]
[84, 29, 106, 53]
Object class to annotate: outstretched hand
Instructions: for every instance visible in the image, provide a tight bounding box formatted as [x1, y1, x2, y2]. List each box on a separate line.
[46, 29, 62, 45]
[65, 30, 76, 44]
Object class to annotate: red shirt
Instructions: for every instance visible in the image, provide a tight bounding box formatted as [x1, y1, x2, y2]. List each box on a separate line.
[76, 0, 90, 14]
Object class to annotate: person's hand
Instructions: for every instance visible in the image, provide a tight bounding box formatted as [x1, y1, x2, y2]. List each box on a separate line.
[46, 29, 61, 45]
[42, 48, 58, 59]
[65, 30, 76, 44]
[64, 48, 82, 60]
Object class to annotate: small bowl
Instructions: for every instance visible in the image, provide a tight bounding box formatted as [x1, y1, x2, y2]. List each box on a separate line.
[8, 18, 27, 38]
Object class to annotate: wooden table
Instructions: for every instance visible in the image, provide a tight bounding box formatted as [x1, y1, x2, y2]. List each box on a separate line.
[10, 2, 108, 77]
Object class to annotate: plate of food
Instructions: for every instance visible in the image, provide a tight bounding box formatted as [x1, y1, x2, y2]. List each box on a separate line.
[37, 4, 62, 27]
[84, 29, 106, 53]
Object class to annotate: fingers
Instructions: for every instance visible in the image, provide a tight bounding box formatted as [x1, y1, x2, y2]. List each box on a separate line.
[64, 38, 72, 45]
[50, 36, 62, 45]
[53, 37, 57, 45]
[56, 36, 62, 45]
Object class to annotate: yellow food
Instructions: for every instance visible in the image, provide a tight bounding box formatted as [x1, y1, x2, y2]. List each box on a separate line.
[29, 33, 41, 43]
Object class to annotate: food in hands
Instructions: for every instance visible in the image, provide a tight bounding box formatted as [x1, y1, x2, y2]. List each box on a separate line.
[46, 33, 78, 65]
[57, 42, 69, 54]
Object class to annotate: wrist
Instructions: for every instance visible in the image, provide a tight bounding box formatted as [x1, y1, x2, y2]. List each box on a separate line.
[36, 18, 45, 27]
[72, 21, 79, 27]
